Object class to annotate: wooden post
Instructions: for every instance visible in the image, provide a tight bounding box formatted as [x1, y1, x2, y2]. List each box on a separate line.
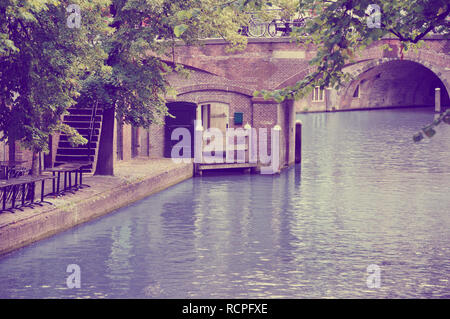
[325, 88, 332, 112]
[194, 118, 203, 176]
[435, 88, 441, 113]
[295, 120, 302, 164]
[273, 125, 281, 174]
[244, 123, 251, 163]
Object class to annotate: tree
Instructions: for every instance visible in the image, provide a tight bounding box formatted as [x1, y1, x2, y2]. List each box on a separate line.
[0, 0, 253, 176]
[249, 0, 449, 140]
[0, 0, 110, 175]
[92, 0, 251, 175]
[413, 109, 450, 142]
[253, 0, 449, 101]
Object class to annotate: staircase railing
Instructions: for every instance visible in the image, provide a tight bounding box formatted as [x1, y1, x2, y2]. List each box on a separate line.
[87, 101, 99, 164]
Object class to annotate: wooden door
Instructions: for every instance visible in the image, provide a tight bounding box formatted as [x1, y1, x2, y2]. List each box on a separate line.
[164, 102, 196, 158]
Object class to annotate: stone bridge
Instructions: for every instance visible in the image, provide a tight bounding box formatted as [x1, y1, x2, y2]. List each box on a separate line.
[165, 36, 450, 113]
[104, 35, 449, 170]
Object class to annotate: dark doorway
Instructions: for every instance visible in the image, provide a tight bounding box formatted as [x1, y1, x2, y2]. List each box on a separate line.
[164, 102, 196, 158]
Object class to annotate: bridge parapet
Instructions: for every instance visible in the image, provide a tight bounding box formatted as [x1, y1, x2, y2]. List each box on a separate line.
[167, 36, 449, 93]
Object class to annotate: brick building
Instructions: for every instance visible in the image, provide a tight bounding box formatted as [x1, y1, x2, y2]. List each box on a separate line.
[112, 66, 297, 173]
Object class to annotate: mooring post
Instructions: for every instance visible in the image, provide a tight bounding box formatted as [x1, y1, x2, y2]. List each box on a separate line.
[295, 120, 302, 164]
[435, 88, 441, 113]
[244, 123, 251, 164]
[194, 120, 204, 177]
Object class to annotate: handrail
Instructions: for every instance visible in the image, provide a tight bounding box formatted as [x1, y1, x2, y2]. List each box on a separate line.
[87, 100, 99, 164]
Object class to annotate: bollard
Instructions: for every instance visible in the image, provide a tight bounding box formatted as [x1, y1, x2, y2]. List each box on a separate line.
[435, 88, 441, 113]
[295, 120, 302, 164]
[244, 123, 251, 164]
[194, 121, 204, 176]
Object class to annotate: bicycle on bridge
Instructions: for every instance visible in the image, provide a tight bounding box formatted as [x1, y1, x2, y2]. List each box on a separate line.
[242, 10, 310, 38]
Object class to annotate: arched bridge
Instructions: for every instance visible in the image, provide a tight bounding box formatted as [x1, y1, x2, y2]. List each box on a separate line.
[165, 36, 450, 112]
[102, 35, 449, 170]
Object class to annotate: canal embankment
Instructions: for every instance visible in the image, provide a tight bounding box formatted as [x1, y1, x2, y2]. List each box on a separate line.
[0, 159, 193, 256]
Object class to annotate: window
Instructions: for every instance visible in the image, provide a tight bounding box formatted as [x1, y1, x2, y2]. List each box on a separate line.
[353, 84, 360, 98]
[312, 86, 324, 102]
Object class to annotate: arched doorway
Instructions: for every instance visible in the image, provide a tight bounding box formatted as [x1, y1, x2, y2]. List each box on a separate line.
[164, 102, 197, 158]
[339, 59, 450, 110]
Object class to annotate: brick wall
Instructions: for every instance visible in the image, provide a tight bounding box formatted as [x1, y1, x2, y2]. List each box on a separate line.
[160, 84, 292, 171]
[148, 123, 165, 158]
[177, 89, 253, 130]
[252, 99, 279, 169]
[122, 123, 132, 161]
[0, 139, 8, 162]
[170, 37, 449, 93]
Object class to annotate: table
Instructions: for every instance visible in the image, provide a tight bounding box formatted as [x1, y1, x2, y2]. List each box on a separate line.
[65, 161, 92, 189]
[0, 175, 57, 213]
[45, 163, 89, 196]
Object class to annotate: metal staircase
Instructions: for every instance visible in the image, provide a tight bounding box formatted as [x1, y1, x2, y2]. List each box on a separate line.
[54, 105, 103, 173]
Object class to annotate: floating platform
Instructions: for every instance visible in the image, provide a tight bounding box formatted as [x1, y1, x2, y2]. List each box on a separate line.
[195, 162, 258, 176]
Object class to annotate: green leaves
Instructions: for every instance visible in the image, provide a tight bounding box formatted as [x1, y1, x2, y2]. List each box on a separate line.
[174, 24, 188, 38]
[0, 0, 111, 153]
[413, 110, 450, 142]
[58, 123, 88, 147]
[255, 0, 449, 103]
[272, 91, 285, 103]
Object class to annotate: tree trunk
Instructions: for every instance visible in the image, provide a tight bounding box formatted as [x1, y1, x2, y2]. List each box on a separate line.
[31, 151, 39, 176]
[8, 140, 15, 162]
[94, 106, 115, 175]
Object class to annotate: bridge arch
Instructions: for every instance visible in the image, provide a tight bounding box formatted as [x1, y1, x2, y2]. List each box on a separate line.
[338, 58, 450, 110]
[176, 84, 254, 97]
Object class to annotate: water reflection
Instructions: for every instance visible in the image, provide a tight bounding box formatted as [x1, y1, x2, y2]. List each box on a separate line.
[0, 108, 449, 298]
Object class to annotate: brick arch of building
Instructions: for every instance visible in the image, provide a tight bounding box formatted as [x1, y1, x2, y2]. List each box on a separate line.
[173, 86, 255, 127]
[172, 87, 294, 168]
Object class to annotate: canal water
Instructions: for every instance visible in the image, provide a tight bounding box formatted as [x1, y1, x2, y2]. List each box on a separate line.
[0, 107, 449, 298]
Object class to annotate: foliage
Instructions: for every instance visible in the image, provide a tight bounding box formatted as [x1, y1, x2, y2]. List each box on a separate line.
[0, 0, 258, 175]
[253, 0, 449, 101]
[82, 0, 253, 132]
[0, 0, 110, 164]
[276, 0, 299, 20]
[173, 0, 249, 51]
[413, 109, 450, 142]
